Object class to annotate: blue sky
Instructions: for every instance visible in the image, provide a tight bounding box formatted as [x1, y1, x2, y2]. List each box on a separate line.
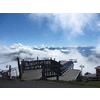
[0, 13, 100, 47]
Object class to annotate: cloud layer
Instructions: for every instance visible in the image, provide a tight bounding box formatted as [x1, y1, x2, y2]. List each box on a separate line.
[0, 43, 100, 75]
[29, 13, 100, 37]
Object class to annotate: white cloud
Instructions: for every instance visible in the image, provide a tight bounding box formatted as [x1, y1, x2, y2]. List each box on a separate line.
[29, 13, 100, 37]
[95, 38, 100, 54]
[95, 44, 100, 54]
[41, 44, 45, 48]
[33, 45, 39, 49]
[0, 43, 100, 75]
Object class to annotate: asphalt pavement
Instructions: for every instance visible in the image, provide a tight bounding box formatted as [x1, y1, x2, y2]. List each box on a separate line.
[0, 80, 97, 88]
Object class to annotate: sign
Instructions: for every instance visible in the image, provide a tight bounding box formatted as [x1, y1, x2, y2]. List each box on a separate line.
[6, 65, 8, 68]
[0, 75, 2, 77]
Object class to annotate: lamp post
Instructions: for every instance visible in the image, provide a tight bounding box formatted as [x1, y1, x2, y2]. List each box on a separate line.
[79, 65, 85, 76]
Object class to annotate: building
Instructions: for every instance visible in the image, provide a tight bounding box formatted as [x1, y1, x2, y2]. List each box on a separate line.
[0, 71, 2, 79]
[95, 66, 100, 76]
[2, 70, 9, 79]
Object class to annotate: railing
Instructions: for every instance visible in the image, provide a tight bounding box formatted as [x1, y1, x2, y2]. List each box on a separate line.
[20, 59, 61, 80]
[19, 58, 74, 80]
[41, 60, 61, 80]
[60, 61, 74, 75]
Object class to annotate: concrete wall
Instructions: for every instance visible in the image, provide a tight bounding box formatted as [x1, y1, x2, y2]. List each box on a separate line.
[22, 69, 42, 80]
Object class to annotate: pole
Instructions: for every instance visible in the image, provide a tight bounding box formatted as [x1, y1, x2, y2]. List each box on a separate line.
[56, 61, 60, 81]
[17, 58, 21, 80]
[9, 65, 11, 79]
[80, 65, 84, 76]
[22, 59, 25, 73]
[37, 56, 38, 60]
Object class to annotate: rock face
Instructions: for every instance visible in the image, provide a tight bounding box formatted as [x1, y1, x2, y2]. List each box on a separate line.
[22, 69, 42, 80]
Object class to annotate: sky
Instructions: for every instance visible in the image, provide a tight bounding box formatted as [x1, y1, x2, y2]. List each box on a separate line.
[0, 13, 100, 47]
[1, 13, 100, 74]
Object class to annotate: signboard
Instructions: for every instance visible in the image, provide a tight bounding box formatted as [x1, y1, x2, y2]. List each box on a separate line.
[6, 65, 8, 68]
[0, 74, 2, 77]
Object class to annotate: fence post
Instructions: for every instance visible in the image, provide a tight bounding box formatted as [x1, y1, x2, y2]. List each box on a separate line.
[22, 59, 25, 73]
[17, 58, 22, 80]
[56, 61, 60, 81]
[37, 56, 38, 60]
[37, 56, 39, 68]
[42, 61, 45, 79]
[9, 65, 11, 79]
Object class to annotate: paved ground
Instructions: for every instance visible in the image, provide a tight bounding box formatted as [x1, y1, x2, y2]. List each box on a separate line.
[0, 80, 97, 88]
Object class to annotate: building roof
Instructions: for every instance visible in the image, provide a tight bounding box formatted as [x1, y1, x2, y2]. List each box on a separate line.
[95, 66, 100, 70]
[84, 72, 91, 75]
[84, 74, 96, 78]
[60, 60, 69, 65]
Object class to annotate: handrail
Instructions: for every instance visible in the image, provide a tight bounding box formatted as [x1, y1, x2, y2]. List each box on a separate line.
[60, 61, 74, 75]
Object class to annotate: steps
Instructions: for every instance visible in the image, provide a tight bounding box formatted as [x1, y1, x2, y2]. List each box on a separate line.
[60, 69, 81, 81]
[48, 69, 81, 81]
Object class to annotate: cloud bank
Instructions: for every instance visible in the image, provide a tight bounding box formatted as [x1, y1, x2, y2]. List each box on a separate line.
[29, 13, 100, 38]
[0, 43, 100, 75]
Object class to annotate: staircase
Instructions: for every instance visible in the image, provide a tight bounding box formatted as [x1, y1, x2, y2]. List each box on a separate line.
[60, 69, 81, 81]
[47, 69, 81, 81]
